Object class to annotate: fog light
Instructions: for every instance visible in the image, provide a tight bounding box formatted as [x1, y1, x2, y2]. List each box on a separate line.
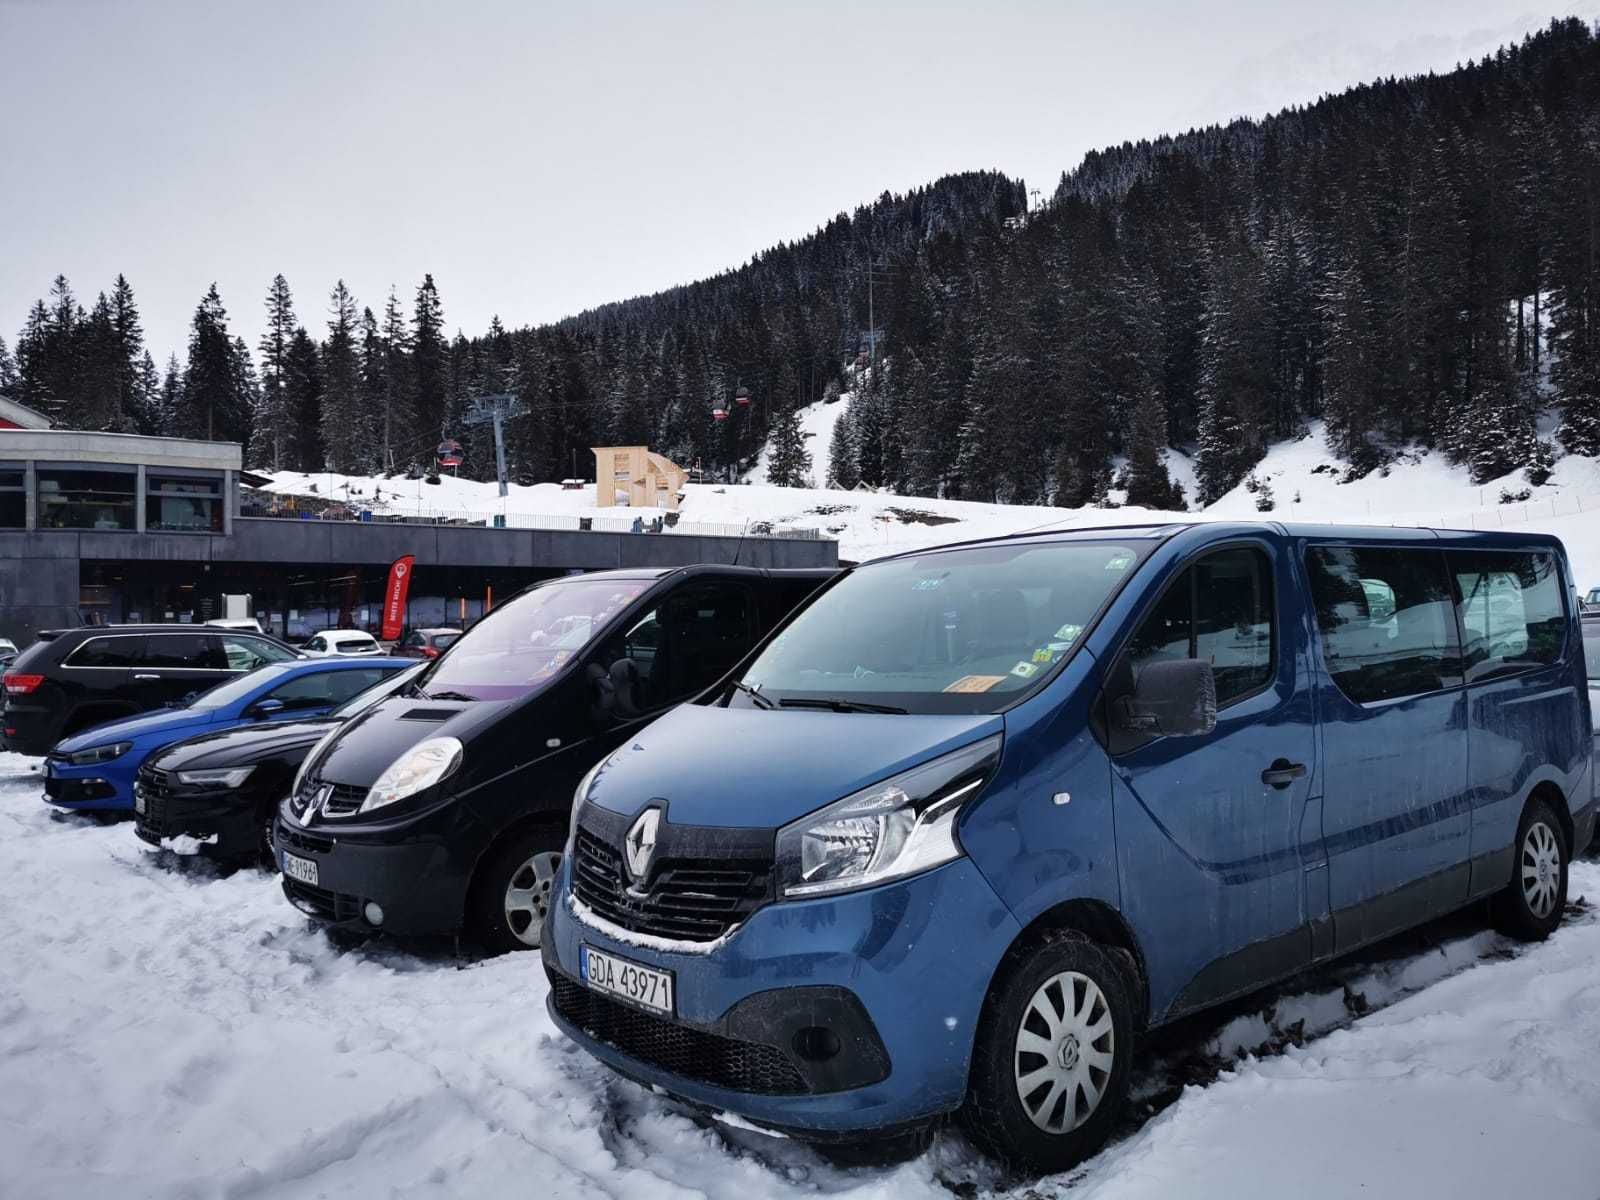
[363, 902, 385, 926]
[791, 1025, 841, 1062]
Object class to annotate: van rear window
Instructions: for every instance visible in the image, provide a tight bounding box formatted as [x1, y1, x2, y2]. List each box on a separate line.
[1450, 551, 1565, 677]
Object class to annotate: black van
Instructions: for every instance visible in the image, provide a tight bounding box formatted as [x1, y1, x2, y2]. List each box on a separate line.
[2, 625, 299, 756]
[274, 566, 834, 952]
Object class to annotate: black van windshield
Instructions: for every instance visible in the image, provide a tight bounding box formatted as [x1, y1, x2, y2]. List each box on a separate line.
[739, 540, 1146, 714]
[420, 578, 651, 701]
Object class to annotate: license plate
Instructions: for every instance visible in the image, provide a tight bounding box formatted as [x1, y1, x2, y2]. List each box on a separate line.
[281, 851, 319, 886]
[580, 945, 674, 1016]
[134, 788, 146, 815]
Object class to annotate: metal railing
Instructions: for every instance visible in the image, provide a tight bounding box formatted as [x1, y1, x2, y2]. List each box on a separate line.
[238, 500, 822, 540]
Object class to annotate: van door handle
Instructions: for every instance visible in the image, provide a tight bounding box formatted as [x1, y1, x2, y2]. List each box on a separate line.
[133, 673, 160, 682]
[1261, 759, 1307, 789]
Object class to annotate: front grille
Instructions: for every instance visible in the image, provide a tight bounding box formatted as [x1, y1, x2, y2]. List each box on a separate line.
[572, 828, 771, 942]
[550, 974, 806, 1095]
[279, 826, 335, 855]
[321, 783, 367, 818]
[134, 765, 175, 830]
[283, 876, 362, 923]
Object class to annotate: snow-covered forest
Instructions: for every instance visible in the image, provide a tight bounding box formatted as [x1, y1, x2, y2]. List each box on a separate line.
[5, 19, 1600, 512]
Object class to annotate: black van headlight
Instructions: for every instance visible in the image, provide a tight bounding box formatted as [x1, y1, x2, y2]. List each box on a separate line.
[358, 737, 463, 815]
[775, 734, 1002, 899]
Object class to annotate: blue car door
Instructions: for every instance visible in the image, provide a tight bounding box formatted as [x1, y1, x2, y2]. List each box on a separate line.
[1106, 538, 1322, 1021]
[1303, 540, 1470, 952]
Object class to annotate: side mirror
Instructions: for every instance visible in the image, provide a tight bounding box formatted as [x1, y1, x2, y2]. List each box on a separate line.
[1114, 658, 1216, 738]
[248, 697, 286, 719]
[609, 658, 643, 719]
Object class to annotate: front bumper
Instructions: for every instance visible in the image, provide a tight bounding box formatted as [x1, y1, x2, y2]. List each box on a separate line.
[134, 782, 260, 854]
[542, 855, 1020, 1136]
[42, 759, 132, 810]
[274, 802, 478, 935]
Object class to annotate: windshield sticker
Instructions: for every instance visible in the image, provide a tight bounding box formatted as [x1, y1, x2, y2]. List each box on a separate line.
[1010, 661, 1038, 679]
[1053, 623, 1083, 644]
[913, 577, 946, 591]
[1031, 647, 1054, 664]
[943, 609, 960, 630]
[1104, 553, 1135, 572]
[944, 674, 1006, 693]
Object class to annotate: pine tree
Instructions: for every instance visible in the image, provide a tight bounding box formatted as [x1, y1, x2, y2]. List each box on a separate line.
[411, 274, 447, 437]
[765, 402, 812, 487]
[231, 338, 260, 461]
[109, 275, 146, 434]
[0, 335, 16, 399]
[181, 284, 248, 444]
[284, 328, 323, 471]
[379, 288, 413, 472]
[133, 351, 161, 434]
[1123, 391, 1185, 510]
[321, 281, 363, 472]
[827, 408, 859, 489]
[154, 354, 183, 436]
[357, 306, 386, 472]
[257, 275, 296, 470]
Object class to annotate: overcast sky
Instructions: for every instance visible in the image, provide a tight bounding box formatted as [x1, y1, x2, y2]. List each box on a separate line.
[0, 0, 1559, 364]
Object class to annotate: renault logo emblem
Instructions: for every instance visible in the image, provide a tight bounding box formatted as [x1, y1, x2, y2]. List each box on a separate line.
[624, 808, 660, 883]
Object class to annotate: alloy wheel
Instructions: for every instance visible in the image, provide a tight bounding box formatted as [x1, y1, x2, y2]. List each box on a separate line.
[1014, 970, 1116, 1134]
[503, 851, 562, 947]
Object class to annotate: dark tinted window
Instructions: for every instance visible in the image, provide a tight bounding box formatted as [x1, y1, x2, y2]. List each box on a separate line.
[1451, 550, 1566, 678]
[1308, 547, 1460, 704]
[269, 667, 387, 710]
[218, 635, 294, 671]
[433, 632, 460, 649]
[66, 635, 145, 668]
[1123, 547, 1274, 707]
[661, 583, 756, 698]
[1583, 625, 1600, 681]
[0, 470, 23, 529]
[36, 466, 136, 530]
[142, 634, 222, 669]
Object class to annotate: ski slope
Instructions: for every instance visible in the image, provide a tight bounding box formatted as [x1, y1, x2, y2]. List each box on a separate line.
[255, 417, 1600, 579]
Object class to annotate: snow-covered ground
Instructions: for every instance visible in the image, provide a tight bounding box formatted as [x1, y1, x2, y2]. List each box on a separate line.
[5, 755, 1600, 1198]
[254, 417, 1600, 581]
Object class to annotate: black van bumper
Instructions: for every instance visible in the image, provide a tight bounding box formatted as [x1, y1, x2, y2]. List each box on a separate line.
[274, 810, 477, 936]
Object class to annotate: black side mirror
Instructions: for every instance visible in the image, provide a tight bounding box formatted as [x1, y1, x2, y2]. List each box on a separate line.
[609, 658, 643, 719]
[248, 697, 286, 719]
[1114, 658, 1217, 738]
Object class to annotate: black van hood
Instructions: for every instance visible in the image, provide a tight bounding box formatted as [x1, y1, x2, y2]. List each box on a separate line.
[311, 695, 509, 788]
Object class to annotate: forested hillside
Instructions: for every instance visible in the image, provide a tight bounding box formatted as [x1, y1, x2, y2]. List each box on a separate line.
[5, 17, 1599, 511]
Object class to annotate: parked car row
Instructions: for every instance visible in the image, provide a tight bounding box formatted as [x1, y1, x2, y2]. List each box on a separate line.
[4, 525, 1595, 1174]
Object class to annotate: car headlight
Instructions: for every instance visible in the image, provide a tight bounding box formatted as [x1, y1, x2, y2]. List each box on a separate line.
[775, 734, 1002, 899]
[358, 736, 463, 815]
[65, 741, 132, 766]
[176, 766, 255, 789]
[291, 725, 342, 800]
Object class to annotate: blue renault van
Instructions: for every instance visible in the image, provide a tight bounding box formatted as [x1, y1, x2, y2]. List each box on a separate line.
[542, 522, 1592, 1171]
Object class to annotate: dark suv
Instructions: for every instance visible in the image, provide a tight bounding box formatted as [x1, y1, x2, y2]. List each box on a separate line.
[1, 625, 299, 756]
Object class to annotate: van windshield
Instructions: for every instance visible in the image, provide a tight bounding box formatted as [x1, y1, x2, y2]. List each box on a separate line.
[739, 540, 1147, 714]
[419, 578, 651, 701]
[1584, 625, 1600, 682]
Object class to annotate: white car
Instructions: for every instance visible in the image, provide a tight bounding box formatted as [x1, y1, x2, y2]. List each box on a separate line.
[301, 630, 383, 657]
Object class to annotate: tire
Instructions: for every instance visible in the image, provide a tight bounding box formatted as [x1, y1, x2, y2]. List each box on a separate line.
[1491, 798, 1569, 942]
[468, 824, 565, 954]
[257, 800, 279, 869]
[960, 934, 1134, 1173]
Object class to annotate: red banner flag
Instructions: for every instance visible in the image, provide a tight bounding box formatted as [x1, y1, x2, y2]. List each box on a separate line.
[380, 555, 415, 641]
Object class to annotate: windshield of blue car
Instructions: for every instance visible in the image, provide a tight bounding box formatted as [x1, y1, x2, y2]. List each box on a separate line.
[331, 663, 425, 717]
[186, 663, 299, 710]
[418, 578, 652, 701]
[1584, 625, 1600, 681]
[737, 539, 1148, 714]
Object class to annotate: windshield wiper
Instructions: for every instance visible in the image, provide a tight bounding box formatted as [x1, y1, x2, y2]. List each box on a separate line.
[729, 680, 775, 710]
[777, 697, 908, 715]
[421, 690, 479, 702]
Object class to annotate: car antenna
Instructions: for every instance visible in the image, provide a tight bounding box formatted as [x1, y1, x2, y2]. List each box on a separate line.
[731, 517, 749, 567]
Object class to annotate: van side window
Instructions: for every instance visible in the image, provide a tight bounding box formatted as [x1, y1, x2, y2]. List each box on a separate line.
[1307, 547, 1461, 703]
[1452, 550, 1565, 678]
[143, 634, 220, 670]
[1123, 547, 1274, 708]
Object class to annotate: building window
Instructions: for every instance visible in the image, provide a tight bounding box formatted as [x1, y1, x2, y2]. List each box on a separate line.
[36, 466, 137, 531]
[0, 470, 23, 528]
[146, 472, 223, 533]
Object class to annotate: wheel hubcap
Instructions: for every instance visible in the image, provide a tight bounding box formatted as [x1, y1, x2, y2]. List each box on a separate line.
[1521, 821, 1561, 920]
[1014, 970, 1115, 1134]
[504, 851, 561, 947]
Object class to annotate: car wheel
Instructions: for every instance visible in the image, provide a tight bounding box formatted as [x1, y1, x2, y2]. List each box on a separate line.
[257, 800, 278, 869]
[960, 934, 1134, 1173]
[470, 825, 564, 954]
[1492, 797, 1569, 941]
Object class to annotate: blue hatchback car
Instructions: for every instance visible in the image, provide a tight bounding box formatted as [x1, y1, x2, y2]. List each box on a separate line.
[544, 522, 1594, 1171]
[43, 658, 413, 812]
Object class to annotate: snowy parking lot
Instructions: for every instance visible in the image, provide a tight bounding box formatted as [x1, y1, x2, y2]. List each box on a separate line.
[4, 751, 1600, 1199]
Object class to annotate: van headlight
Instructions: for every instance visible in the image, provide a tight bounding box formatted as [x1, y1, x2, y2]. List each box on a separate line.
[775, 734, 1002, 899]
[64, 741, 132, 766]
[358, 737, 463, 815]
